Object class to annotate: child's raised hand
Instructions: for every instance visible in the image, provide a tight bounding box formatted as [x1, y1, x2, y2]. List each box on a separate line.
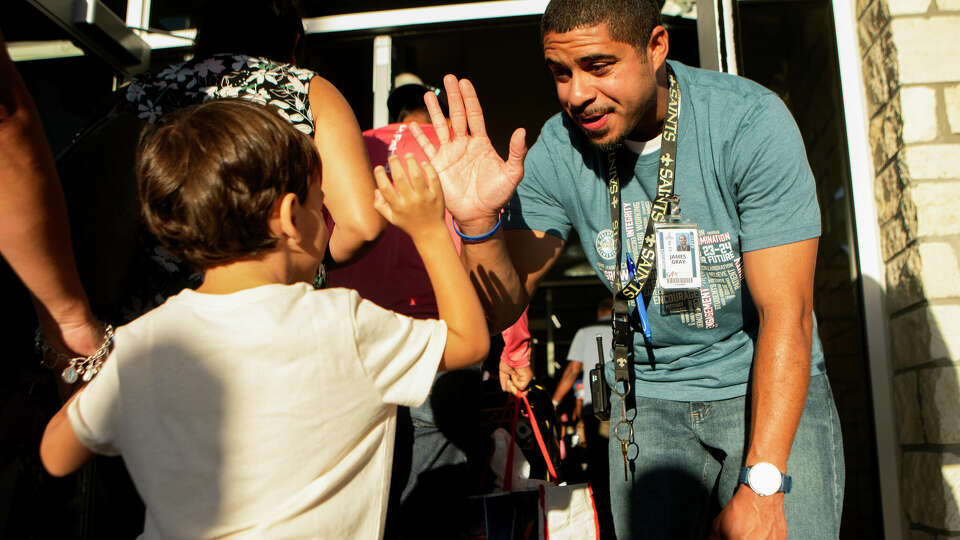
[372, 154, 446, 239]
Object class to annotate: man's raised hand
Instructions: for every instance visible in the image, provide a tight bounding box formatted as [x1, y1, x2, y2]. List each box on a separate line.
[410, 74, 527, 233]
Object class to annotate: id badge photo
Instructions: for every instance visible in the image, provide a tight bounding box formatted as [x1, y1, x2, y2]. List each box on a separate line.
[654, 223, 701, 290]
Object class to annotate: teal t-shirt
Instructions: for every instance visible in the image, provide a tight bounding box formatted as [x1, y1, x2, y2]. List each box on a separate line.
[505, 61, 825, 401]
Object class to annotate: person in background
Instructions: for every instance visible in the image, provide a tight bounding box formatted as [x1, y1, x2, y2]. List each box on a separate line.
[551, 297, 614, 537]
[39, 99, 489, 539]
[551, 297, 613, 419]
[326, 74, 532, 539]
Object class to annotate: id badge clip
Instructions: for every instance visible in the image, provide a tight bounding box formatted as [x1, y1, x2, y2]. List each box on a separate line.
[654, 196, 701, 290]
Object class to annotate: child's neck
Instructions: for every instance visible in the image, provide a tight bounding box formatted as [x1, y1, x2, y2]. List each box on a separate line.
[196, 252, 309, 295]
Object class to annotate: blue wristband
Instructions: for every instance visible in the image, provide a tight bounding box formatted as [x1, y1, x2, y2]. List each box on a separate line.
[453, 216, 502, 242]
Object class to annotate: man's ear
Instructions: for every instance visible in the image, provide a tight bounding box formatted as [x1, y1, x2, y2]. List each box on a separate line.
[647, 25, 670, 71]
[272, 192, 302, 245]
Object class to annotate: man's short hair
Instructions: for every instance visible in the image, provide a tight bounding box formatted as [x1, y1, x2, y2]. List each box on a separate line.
[194, 0, 305, 63]
[541, 0, 663, 51]
[138, 99, 319, 269]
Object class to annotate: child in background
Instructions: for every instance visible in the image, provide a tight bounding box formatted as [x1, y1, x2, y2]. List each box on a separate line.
[38, 99, 489, 539]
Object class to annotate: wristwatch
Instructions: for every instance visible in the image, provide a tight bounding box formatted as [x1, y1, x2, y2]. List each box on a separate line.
[739, 462, 792, 496]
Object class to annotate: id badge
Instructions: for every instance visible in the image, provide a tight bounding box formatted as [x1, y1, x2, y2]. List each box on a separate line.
[654, 222, 701, 290]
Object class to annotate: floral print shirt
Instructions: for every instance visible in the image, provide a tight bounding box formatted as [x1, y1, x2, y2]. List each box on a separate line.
[121, 53, 317, 135]
[110, 54, 320, 322]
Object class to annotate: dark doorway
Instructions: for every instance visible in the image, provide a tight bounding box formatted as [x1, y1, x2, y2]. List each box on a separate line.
[737, 1, 884, 537]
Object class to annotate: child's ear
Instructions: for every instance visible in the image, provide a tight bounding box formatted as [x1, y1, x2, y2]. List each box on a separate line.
[273, 193, 303, 244]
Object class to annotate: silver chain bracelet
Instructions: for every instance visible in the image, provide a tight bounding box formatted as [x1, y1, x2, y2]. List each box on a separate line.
[34, 325, 115, 384]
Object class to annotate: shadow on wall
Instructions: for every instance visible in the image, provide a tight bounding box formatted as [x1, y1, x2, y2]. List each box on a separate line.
[882, 266, 960, 535]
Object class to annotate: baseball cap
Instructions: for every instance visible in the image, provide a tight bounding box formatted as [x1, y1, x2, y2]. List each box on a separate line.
[387, 73, 448, 123]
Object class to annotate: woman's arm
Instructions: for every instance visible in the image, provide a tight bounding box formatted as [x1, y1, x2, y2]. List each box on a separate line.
[308, 76, 386, 264]
[0, 33, 102, 358]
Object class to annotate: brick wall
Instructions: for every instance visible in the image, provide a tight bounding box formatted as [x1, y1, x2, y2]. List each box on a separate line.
[858, 0, 960, 534]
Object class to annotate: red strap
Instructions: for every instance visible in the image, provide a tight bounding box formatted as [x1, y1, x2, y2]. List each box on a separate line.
[521, 394, 558, 481]
[588, 485, 601, 538]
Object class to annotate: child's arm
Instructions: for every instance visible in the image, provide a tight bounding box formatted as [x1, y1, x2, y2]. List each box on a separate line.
[40, 390, 94, 477]
[372, 153, 489, 370]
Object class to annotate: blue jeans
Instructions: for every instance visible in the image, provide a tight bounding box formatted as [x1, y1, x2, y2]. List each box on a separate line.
[608, 373, 844, 539]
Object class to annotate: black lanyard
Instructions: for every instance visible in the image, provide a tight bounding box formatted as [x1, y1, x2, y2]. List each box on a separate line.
[608, 65, 681, 391]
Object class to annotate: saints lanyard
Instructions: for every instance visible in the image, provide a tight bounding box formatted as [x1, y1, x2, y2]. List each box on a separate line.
[608, 65, 681, 480]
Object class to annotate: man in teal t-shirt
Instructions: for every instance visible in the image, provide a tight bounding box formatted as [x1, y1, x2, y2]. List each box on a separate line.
[411, 0, 845, 538]
[512, 63, 829, 402]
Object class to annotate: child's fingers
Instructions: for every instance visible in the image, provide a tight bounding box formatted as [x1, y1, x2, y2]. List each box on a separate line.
[373, 165, 399, 206]
[372, 189, 393, 221]
[388, 155, 413, 199]
[404, 154, 427, 194]
[421, 161, 443, 204]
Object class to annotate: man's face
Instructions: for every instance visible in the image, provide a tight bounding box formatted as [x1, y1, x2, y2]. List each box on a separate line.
[543, 23, 660, 150]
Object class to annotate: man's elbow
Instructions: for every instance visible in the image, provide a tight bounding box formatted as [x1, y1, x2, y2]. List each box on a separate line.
[757, 301, 814, 334]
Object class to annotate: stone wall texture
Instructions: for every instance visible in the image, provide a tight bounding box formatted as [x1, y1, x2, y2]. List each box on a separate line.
[859, 0, 960, 534]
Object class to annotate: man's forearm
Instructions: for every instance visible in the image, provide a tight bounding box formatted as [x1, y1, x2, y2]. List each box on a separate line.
[460, 229, 530, 334]
[745, 313, 812, 471]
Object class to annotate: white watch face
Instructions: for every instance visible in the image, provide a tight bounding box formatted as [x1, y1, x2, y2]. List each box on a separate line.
[747, 462, 782, 496]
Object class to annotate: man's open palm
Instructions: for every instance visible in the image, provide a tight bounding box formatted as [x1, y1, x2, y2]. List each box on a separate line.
[410, 75, 527, 230]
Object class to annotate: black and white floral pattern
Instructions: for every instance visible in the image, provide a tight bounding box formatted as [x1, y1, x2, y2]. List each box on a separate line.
[109, 54, 320, 322]
[120, 54, 317, 135]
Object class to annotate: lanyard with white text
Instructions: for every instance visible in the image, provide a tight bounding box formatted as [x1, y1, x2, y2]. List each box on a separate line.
[608, 64, 681, 396]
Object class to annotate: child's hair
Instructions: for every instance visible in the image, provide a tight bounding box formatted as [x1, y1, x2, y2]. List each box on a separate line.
[137, 99, 320, 269]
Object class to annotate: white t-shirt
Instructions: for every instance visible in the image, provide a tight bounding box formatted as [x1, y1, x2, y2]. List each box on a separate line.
[623, 134, 662, 156]
[566, 321, 613, 407]
[68, 283, 446, 539]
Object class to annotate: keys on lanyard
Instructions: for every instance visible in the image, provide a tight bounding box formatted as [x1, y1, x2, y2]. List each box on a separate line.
[613, 407, 634, 482]
[610, 322, 634, 482]
[620, 439, 630, 481]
